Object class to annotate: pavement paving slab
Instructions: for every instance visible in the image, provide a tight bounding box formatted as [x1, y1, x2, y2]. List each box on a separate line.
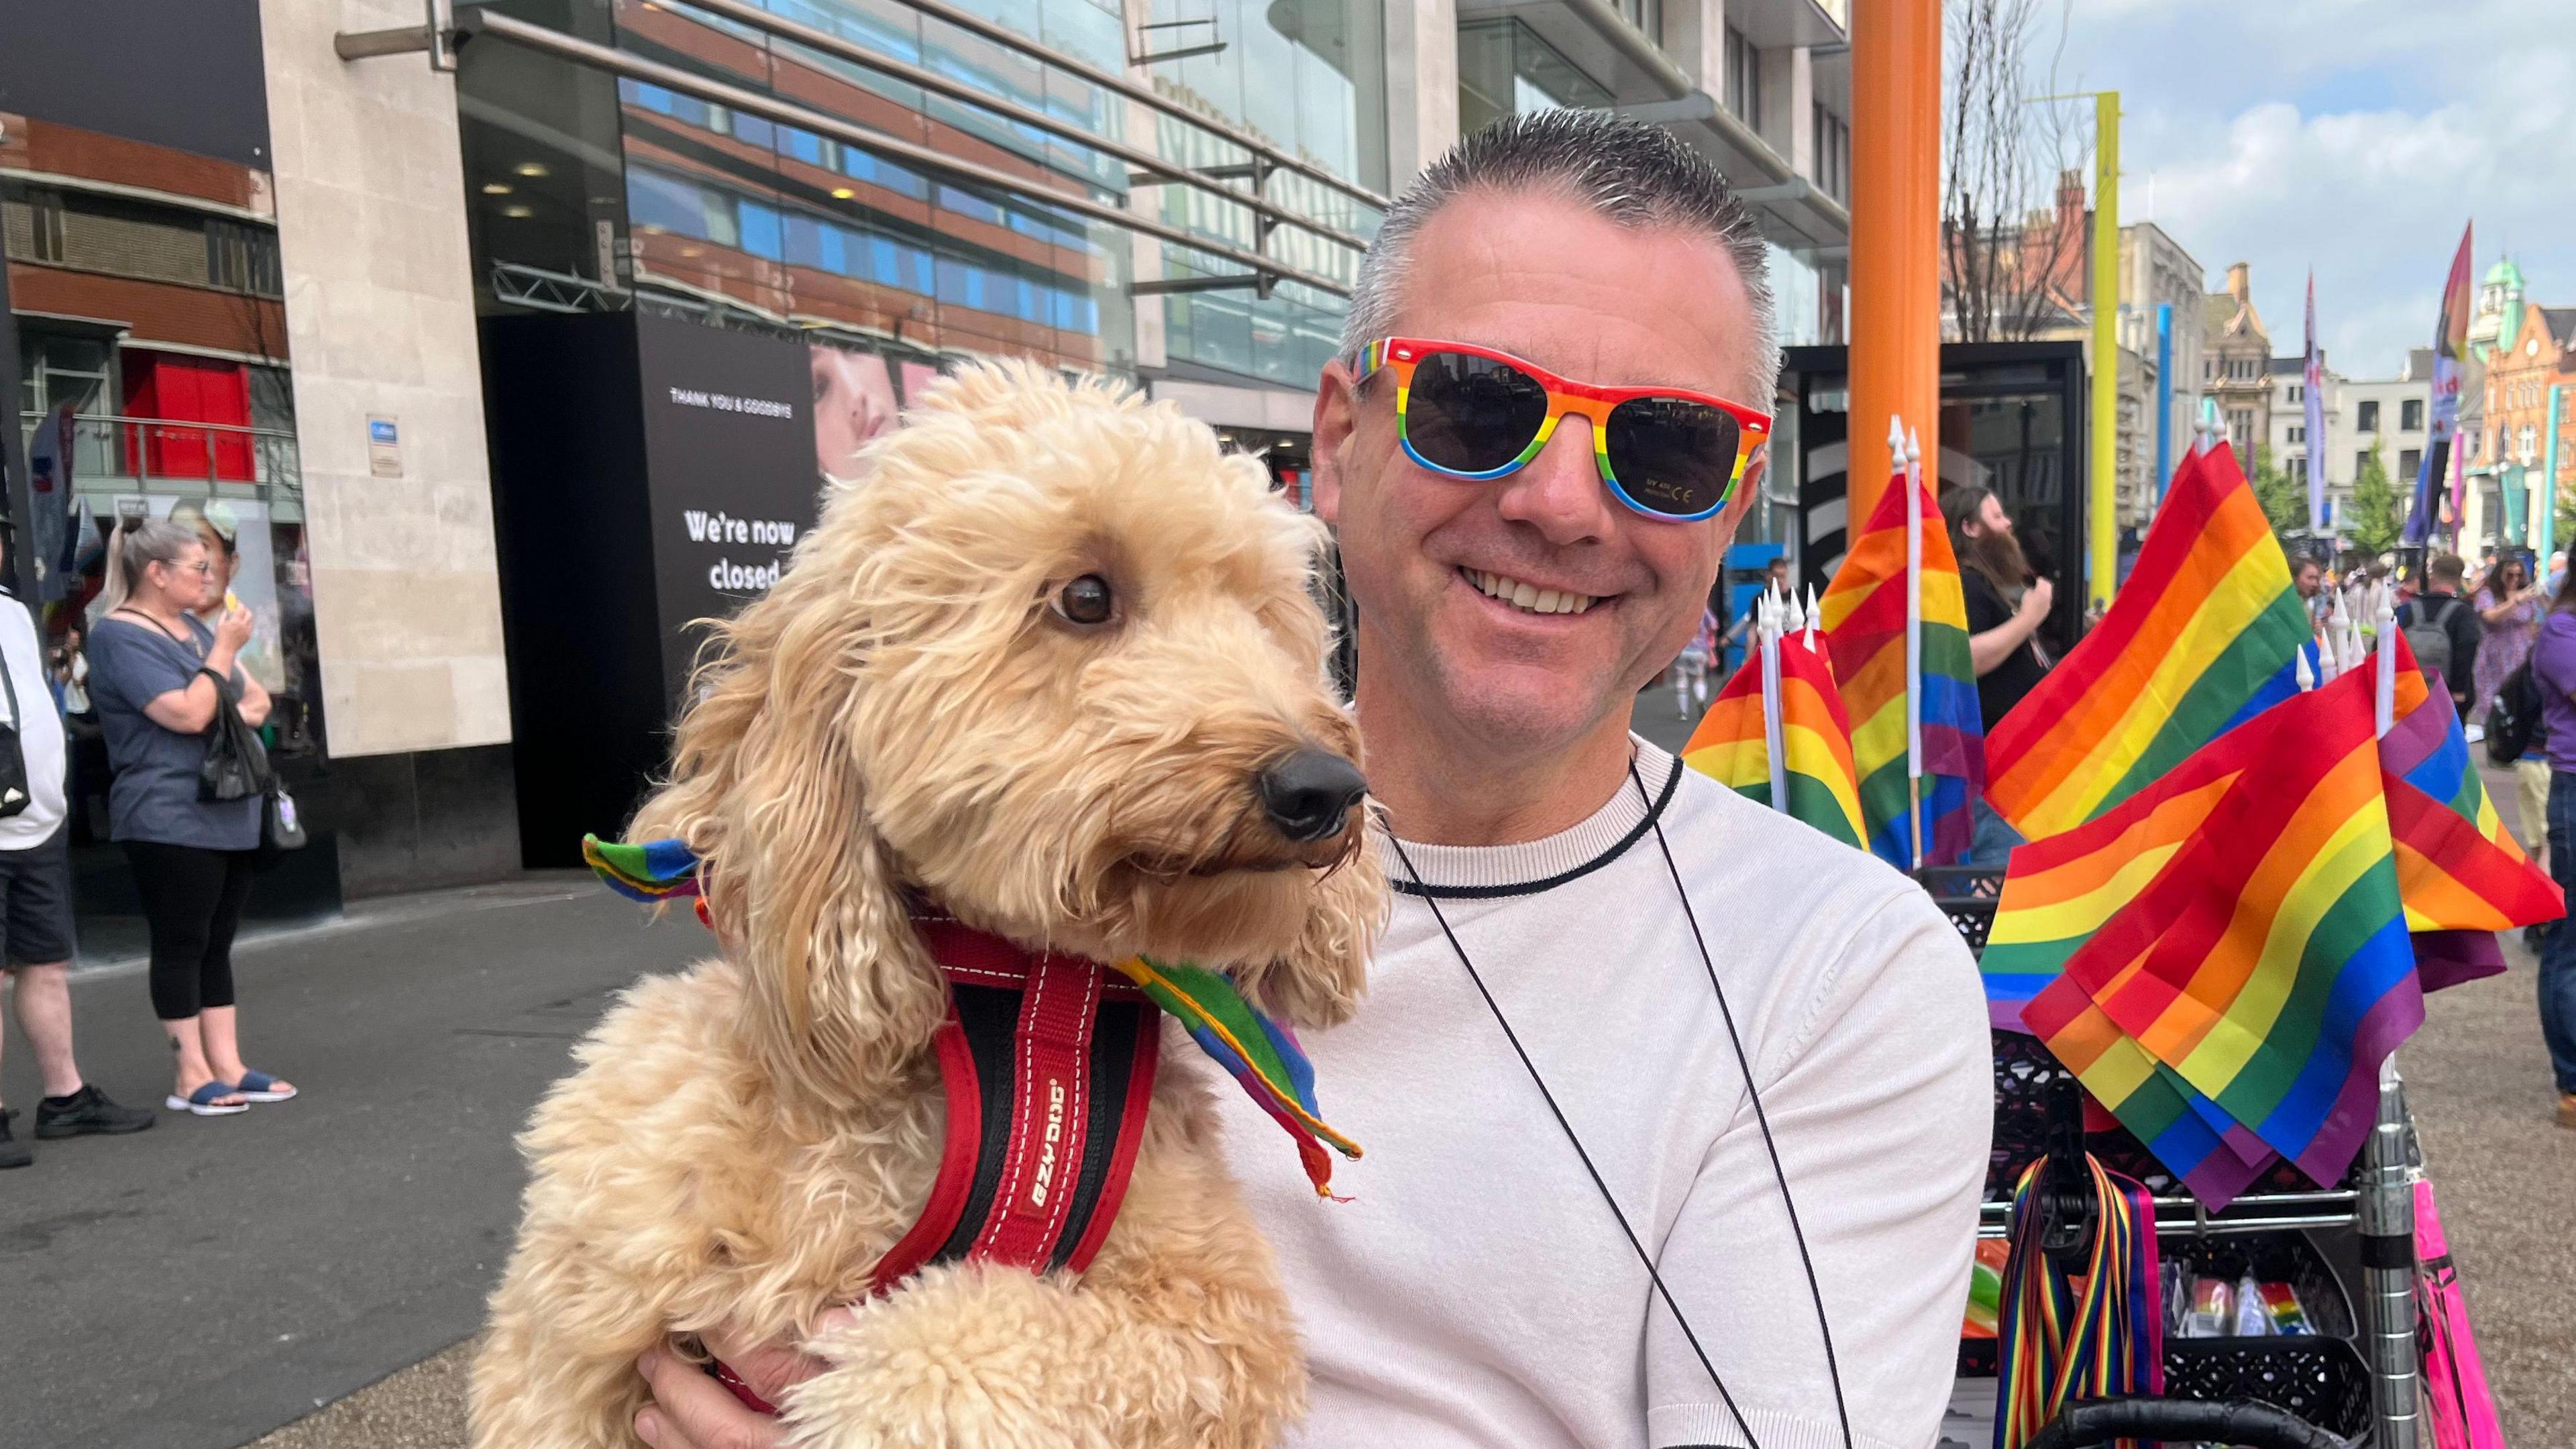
[0, 876, 705, 1449]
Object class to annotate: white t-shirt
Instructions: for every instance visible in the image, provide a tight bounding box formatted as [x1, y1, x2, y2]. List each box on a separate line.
[1216, 741, 1991, 1449]
[0, 593, 68, 849]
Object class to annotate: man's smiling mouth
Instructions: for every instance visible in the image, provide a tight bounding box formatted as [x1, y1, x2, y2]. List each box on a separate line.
[1460, 568, 1603, 616]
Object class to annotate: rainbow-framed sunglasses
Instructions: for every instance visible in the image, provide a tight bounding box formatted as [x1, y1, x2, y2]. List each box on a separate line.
[1353, 337, 1771, 522]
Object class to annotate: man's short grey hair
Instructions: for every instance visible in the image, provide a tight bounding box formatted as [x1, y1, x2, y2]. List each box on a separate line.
[1340, 109, 1780, 397]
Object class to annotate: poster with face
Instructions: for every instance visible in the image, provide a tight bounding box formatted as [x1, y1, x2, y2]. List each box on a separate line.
[810, 344, 899, 484]
[898, 360, 943, 410]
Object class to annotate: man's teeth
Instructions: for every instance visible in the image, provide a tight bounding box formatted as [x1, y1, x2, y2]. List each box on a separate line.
[1466, 568, 1599, 614]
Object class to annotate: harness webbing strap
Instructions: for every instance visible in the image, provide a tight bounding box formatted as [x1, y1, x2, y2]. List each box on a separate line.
[867, 917, 1162, 1290]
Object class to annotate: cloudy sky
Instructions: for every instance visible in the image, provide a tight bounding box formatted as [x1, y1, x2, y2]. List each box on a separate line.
[2043, 0, 2574, 379]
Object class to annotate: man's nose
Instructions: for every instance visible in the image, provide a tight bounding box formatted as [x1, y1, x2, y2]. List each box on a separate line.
[1493, 415, 1612, 544]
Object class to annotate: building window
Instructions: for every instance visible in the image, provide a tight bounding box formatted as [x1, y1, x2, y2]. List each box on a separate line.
[1458, 20, 1615, 137]
[2401, 397, 2423, 431]
[2288, 383, 2302, 402]
[2230, 409, 2253, 451]
[2400, 447, 2422, 479]
[2357, 450, 2371, 476]
[1811, 105, 1849, 203]
[2357, 398, 2380, 432]
[2522, 425, 2540, 464]
[1615, 0, 1663, 42]
[2290, 456, 2307, 484]
[2288, 425, 2305, 444]
[1725, 25, 1762, 128]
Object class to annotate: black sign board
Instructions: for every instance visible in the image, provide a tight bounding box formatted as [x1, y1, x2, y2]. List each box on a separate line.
[634, 313, 822, 696]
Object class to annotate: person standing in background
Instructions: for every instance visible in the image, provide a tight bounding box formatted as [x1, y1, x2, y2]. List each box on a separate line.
[0, 585, 156, 1168]
[85, 519, 294, 1118]
[1944, 485, 2050, 868]
[2474, 556, 2540, 725]
[2522, 568, 2576, 1130]
[2396, 553, 2483, 718]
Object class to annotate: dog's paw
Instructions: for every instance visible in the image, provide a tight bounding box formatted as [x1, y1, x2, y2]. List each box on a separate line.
[780, 1262, 1266, 1449]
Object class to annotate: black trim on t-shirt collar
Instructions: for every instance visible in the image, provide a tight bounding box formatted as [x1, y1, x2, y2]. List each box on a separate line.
[1387, 753, 1684, 900]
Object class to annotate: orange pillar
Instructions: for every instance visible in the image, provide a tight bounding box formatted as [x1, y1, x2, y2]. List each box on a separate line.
[1845, 0, 1942, 526]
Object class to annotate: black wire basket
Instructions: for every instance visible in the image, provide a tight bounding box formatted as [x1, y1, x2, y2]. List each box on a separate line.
[1963, 1232, 2371, 1442]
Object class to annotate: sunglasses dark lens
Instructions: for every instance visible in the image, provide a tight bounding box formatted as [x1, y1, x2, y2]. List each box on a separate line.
[1403, 351, 1550, 474]
[1605, 396, 1741, 517]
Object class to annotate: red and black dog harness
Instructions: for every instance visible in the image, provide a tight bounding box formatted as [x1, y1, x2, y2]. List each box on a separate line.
[712, 914, 1163, 1413]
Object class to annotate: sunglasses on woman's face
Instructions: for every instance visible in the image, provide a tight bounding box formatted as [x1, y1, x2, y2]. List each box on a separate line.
[1352, 338, 1771, 522]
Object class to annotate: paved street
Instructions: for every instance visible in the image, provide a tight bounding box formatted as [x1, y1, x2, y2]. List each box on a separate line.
[0, 877, 706, 1449]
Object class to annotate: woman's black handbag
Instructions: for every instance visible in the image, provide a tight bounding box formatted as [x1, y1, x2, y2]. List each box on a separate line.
[198, 669, 271, 802]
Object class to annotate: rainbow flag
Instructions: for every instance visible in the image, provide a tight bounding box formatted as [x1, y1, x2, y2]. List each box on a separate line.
[2025, 665, 2422, 1197]
[1984, 441, 2312, 841]
[1984, 634, 2562, 1029]
[1682, 618, 1866, 847]
[2377, 633, 2565, 984]
[1819, 468, 1983, 867]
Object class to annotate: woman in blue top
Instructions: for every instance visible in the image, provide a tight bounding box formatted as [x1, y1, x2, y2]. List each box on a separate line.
[86, 517, 293, 1117]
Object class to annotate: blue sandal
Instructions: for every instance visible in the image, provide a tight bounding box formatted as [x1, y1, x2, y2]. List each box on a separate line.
[165, 1081, 250, 1116]
[231, 1071, 298, 1103]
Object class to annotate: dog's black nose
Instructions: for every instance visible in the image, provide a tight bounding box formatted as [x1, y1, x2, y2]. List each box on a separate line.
[1256, 749, 1367, 843]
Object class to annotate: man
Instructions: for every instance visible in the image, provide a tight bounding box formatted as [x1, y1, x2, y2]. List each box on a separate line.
[1721, 554, 1793, 652]
[2293, 554, 2324, 612]
[635, 113, 1989, 1449]
[2396, 552, 2483, 716]
[1943, 486, 2052, 733]
[0, 589, 154, 1168]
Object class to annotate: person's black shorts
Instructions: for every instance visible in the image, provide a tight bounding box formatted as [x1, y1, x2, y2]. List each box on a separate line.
[0, 824, 78, 968]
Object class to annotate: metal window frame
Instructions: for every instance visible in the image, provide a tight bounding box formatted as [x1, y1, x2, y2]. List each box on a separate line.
[442, 7, 1350, 299]
[647, 0, 1370, 258]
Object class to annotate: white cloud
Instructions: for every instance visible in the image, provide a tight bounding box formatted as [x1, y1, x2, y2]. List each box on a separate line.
[2048, 0, 2576, 376]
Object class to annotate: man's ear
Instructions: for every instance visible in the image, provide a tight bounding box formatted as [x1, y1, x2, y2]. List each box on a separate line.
[1311, 360, 1357, 529]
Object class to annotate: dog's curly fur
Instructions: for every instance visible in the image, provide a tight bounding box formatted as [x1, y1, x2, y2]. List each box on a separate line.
[470, 362, 1387, 1448]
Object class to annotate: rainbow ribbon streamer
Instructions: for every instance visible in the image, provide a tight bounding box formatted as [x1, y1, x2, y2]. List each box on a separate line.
[579, 835, 1358, 1197]
[1112, 955, 1361, 1199]
[582, 833, 711, 926]
[1994, 1155, 2163, 1449]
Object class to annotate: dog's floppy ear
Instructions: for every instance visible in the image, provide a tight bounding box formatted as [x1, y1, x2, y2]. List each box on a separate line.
[1239, 832, 1384, 1030]
[629, 582, 947, 1107]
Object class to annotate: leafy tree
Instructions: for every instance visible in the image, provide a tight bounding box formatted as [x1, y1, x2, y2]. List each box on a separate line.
[2347, 441, 2403, 557]
[2246, 444, 2308, 540]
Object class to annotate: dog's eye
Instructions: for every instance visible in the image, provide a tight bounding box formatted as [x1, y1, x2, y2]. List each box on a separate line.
[1053, 574, 1116, 626]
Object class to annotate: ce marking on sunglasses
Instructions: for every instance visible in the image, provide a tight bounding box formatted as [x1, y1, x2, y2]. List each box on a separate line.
[1356, 338, 1772, 523]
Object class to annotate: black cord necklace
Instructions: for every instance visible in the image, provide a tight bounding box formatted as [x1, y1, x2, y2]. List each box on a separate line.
[1383, 757, 1856, 1449]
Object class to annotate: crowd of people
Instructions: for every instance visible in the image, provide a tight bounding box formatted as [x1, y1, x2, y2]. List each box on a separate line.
[0, 513, 297, 1169]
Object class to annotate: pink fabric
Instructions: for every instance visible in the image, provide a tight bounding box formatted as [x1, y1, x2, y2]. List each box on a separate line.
[2415, 1177, 2507, 1449]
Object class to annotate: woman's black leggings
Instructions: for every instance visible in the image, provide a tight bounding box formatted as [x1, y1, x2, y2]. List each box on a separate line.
[124, 841, 258, 1021]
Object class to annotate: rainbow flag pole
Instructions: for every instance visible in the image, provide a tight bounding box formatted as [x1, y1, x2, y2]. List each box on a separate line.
[1760, 588, 1790, 813]
[1901, 419, 1927, 868]
[2375, 597, 2398, 737]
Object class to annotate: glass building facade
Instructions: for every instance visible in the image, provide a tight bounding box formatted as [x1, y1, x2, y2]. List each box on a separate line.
[458, 0, 1381, 394]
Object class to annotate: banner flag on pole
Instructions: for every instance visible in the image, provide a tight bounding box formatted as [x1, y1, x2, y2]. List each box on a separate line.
[2404, 224, 2475, 545]
[2304, 271, 2327, 533]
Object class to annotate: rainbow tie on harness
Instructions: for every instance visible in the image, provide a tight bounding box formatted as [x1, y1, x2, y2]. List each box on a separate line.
[580, 834, 1360, 1202]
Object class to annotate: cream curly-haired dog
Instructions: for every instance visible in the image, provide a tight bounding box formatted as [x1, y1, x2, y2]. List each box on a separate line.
[470, 361, 1385, 1448]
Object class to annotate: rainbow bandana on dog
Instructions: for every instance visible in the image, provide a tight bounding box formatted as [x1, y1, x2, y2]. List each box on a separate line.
[580, 835, 1360, 1201]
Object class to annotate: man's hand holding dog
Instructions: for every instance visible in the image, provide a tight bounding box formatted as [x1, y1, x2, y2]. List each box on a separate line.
[633, 1313, 845, 1449]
